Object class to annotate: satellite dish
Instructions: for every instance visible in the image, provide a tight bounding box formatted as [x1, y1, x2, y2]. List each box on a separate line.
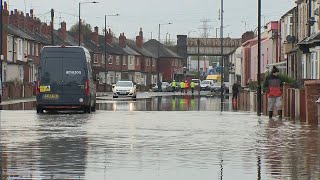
[286, 35, 292, 43]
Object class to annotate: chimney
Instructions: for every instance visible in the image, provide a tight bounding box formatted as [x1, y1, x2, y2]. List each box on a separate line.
[41, 23, 48, 36]
[119, 33, 126, 48]
[136, 28, 143, 48]
[241, 31, 255, 44]
[58, 21, 67, 41]
[2, 1, 9, 25]
[34, 18, 41, 32]
[91, 26, 99, 45]
[9, 9, 20, 28]
[30, 9, 34, 18]
[106, 28, 113, 44]
[18, 11, 25, 29]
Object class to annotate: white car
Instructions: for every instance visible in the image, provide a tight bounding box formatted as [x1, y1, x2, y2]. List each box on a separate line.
[200, 80, 214, 91]
[112, 81, 137, 99]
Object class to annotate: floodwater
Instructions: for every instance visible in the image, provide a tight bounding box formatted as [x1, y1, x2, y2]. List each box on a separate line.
[0, 96, 319, 180]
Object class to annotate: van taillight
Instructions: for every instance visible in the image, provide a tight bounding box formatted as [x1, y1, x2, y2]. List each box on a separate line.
[85, 80, 89, 96]
[36, 80, 40, 95]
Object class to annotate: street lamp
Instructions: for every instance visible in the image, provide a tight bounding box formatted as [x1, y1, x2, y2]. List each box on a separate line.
[104, 13, 119, 91]
[157, 22, 172, 83]
[257, 0, 262, 116]
[79, 1, 99, 46]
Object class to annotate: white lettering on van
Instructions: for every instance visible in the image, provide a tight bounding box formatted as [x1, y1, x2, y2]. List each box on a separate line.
[66, 71, 82, 75]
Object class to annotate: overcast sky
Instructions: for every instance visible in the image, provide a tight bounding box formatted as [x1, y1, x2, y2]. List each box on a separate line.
[8, 0, 295, 41]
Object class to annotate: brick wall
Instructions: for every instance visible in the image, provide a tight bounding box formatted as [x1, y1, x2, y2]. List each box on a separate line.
[304, 80, 320, 125]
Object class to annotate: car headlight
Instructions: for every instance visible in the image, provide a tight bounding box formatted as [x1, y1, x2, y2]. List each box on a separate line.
[130, 89, 133, 93]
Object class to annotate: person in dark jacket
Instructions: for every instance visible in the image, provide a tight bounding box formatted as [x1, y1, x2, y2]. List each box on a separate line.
[263, 66, 283, 119]
[232, 81, 240, 101]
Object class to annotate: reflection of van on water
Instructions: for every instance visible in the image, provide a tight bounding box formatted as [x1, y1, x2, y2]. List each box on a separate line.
[36, 46, 97, 113]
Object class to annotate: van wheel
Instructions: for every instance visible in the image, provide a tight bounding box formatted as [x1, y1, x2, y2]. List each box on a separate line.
[91, 102, 96, 112]
[83, 106, 91, 114]
[36, 106, 44, 114]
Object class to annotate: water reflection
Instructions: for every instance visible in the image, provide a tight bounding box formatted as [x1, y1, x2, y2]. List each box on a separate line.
[97, 96, 231, 111]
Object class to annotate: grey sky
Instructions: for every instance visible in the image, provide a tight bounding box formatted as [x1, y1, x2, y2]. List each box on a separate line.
[9, 0, 295, 41]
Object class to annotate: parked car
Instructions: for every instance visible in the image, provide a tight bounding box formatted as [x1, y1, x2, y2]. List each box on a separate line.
[152, 82, 172, 92]
[36, 46, 97, 114]
[200, 80, 214, 91]
[191, 79, 201, 86]
[210, 82, 222, 92]
[112, 80, 137, 99]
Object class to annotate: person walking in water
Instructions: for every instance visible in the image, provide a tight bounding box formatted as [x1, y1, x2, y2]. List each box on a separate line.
[263, 66, 283, 119]
[180, 81, 185, 93]
[172, 80, 177, 93]
[190, 81, 195, 95]
[184, 80, 189, 94]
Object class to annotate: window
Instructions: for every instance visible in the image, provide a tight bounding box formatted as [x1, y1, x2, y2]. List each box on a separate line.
[28, 42, 31, 55]
[94, 54, 99, 63]
[302, 55, 306, 79]
[172, 60, 174, 66]
[19, 65, 24, 82]
[175, 59, 178, 66]
[24, 41, 28, 56]
[136, 57, 140, 66]
[3, 63, 6, 82]
[18, 40, 23, 56]
[123, 56, 127, 65]
[146, 59, 150, 66]
[31, 43, 34, 56]
[116, 56, 120, 65]
[108, 55, 113, 64]
[129, 56, 133, 65]
[35, 43, 39, 56]
[152, 59, 155, 67]
[102, 54, 105, 64]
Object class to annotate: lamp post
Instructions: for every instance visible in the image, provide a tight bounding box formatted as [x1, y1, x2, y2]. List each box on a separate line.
[257, 0, 262, 116]
[104, 13, 119, 92]
[157, 23, 172, 83]
[220, 0, 224, 112]
[0, 0, 3, 106]
[79, 1, 99, 46]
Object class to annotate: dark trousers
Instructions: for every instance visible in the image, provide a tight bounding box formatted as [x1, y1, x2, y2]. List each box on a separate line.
[191, 88, 194, 94]
[181, 88, 184, 93]
[232, 93, 238, 100]
[172, 87, 176, 92]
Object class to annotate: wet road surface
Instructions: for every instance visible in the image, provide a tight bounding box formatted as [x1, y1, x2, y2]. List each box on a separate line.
[0, 96, 320, 179]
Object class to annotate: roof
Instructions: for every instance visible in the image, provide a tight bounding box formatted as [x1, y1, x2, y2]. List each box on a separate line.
[112, 38, 141, 56]
[53, 30, 94, 52]
[281, 7, 296, 19]
[298, 31, 320, 45]
[7, 25, 35, 41]
[21, 28, 51, 45]
[126, 39, 155, 58]
[143, 39, 182, 59]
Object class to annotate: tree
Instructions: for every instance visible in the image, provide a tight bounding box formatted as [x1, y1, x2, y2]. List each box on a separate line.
[69, 20, 93, 40]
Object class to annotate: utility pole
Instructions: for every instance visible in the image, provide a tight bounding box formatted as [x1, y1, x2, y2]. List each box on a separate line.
[78, 2, 81, 46]
[0, 0, 3, 106]
[197, 39, 200, 97]
[51, 9, 54, 45]
[220, 0, 224, 112]
[257, 0, 262, 116]
[105, 15, 107, 92]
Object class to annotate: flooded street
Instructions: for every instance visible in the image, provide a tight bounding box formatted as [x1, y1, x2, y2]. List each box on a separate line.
[0, 96, 320, 179]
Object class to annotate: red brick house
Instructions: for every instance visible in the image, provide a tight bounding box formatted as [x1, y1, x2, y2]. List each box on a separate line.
[143, 39, 183, 82]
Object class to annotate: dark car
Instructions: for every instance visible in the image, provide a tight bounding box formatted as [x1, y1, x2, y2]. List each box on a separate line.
[36, 46, 97, 114]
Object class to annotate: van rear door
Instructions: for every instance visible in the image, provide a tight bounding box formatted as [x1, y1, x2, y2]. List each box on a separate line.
[62, 58, 86, 95]
[40, 57, 63, 95]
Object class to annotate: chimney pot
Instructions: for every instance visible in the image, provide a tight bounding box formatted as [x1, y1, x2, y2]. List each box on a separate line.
[94, 26, 99, 33]
[4, 1, 7, 10]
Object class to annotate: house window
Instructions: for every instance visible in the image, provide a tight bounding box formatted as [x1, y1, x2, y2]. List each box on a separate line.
[123, 56, 127, 65]
[31, 43, 34, 56]
[108, 55, 113, 64]
[302, 55, 306, 79]
[24, 41, 28, 56]
[152, 59, 155, 67]
[94, 54, 99, 64]
[110, 74, 114, 84]
[172, 60, 174, 66]
[19, 65, 24, 82]
[129, 56, 133, 65]
[146, 59, 150, 66]
[102, 54, 105, 64]
[35, 43, 39, 56]
[175, 59, 178, 66]
[116, 56, 120, 65]
[28, 42, 31, 55]
[18, 39, 23, 56]
[3, 63, 6, 82]
[136, 57, 140, 66]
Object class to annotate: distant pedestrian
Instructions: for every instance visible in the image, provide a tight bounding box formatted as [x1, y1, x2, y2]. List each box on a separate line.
[190, 81, 195, 94]
[232, 81, 240, 101]
[184, 80, 189, 94]
[172, 80, 177, 93]
[263, 66, 283, 119]
[180, 81, 185, 93]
